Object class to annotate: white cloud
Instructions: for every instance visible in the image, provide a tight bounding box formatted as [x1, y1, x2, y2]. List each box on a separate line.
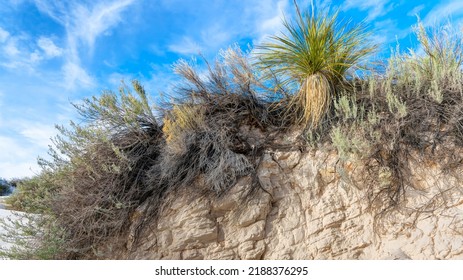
[63, 62, 95, 89]
[33, 0, 136, 89]
[369, 18, 406, 48]
[168, 36, 202, 55]
[33, 0, 136, 51]
[0, 161, 40, 179]
[107, 72, 135, 88]
[0, 136, 42, 179]
[37, 37, 63, 57]
[422, 0, 463, 27]
[0, 28, 65, 73]
[248, 0, 288, 44]
[0, 90, 3, 108]
[161, 0, 289, 57]
[19, 123, 56, 149]
[0, 27, 9, 43]
[407, 4, 425, 17]
[75, 0, 135, 50]
[343, 0, 392, 21]
[29, 50, 42, 63]
[0, 111, 66, 179]
[4, 40, 19, 56]
[200, 25, 231, 50]
[32, 0, 68, 25]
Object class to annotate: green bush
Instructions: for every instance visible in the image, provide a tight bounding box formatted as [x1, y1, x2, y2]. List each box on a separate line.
[0, 212, 66, 260]
[5, 174, 56, 213]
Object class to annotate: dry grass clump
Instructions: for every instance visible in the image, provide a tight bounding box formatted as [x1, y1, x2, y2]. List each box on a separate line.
[162, 104, 205, 146]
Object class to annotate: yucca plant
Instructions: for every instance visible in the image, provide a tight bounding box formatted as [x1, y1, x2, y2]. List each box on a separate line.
[256, 3, 375, 128]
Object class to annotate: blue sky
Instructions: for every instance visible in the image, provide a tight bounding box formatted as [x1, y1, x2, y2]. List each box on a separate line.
[1, 0, 463, 179]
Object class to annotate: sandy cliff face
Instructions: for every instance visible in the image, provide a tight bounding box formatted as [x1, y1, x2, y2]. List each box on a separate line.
[117, 146, 463, 260]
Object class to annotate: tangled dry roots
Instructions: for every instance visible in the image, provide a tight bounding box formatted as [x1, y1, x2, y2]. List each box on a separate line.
[329, 63, 463, 233]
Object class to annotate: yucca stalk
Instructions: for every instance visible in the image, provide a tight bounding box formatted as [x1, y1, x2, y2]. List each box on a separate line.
[256, 2, 375, 128]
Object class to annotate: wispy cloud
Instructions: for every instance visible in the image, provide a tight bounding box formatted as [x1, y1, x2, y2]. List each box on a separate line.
[0, 135, 44, 179]
[0, 101, 69, 179]
[369, 18, 411, 51]
[162, 0, 289, 57]
[407, 4, 425, 17]
[3, 39, 20, 57]
[422, 0, 463, 27]
[245, 0, 288, 45]
[63, 62, 95, 89]
[19, 122, 57, 149]
[0, 90, 3, 109]
[37, 37, 63, 58]
[342, 0, 393, 21]
[168, 36, 202, 55]
[0, 27, 9, 43]
[33, 0, 136, 89]
[0, 1, 137, 180]
[0, 26, 53, 71]
[70, 0, 135, 50]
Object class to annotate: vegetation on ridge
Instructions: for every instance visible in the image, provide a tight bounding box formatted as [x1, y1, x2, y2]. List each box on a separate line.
[2, 4, 463, 259]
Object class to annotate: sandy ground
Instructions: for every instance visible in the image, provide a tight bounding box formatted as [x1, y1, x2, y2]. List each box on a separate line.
[1, 198, 39, 259]
[0, 197, 21, 256]
[0, 196, 6, 209]
[0, 209, 15, 254]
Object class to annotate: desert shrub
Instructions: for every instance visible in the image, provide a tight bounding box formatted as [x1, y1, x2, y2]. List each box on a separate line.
[255, 3, 375, 129]
[329, 95, 374, 161]
[14, 80, 164, 259]
[4, 174, 56, 213]
[318, 21, 463, 221]
[0, 212, 66, 260]
[374, 22, 463, 153]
